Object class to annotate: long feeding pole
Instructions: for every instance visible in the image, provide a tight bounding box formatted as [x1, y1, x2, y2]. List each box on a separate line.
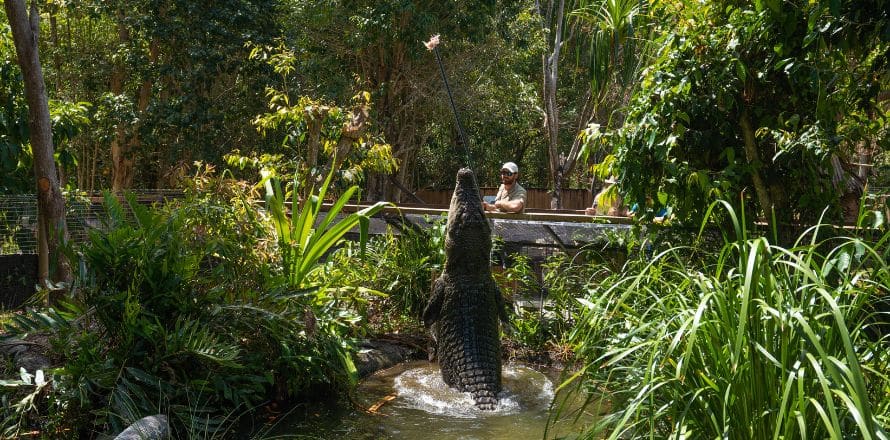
[425, 35, 474, 170]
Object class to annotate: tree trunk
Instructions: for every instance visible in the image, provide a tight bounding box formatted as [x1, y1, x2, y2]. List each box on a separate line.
[857, 142, 871, 180]
[4, 0, 71, 287]
[111, 11, 135, 192]
[556, 91, 595, 207]
[122, 40, 156, 188]
[306, 107, 325, 188]
[739, 108, 773, 220]
[537, 0, 566, 207]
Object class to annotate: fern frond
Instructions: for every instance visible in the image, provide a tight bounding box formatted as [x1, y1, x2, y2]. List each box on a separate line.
[161, 319, 241, 368]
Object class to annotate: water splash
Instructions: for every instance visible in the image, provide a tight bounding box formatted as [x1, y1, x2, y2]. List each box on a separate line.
[265, 361, 595, 440]
[392, 363, 554, 418]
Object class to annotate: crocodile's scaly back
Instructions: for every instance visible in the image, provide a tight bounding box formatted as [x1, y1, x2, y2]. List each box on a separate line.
[423, 168, 505, 410]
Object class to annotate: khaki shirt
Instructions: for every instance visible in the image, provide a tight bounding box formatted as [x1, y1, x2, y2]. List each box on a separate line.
[593, 186, 626, 216]
[495, 182, 527, 213]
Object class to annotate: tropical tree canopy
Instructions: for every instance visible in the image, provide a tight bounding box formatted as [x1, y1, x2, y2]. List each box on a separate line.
[0, 0, 886, 217]
[595, 0, 889, 225]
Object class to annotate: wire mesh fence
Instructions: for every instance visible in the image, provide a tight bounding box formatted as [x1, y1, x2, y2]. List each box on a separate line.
[0, 195, 38, 254]
[0, 191, 183, 255]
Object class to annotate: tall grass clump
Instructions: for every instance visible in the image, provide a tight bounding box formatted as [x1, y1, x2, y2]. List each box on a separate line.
[558, 201, 890, 439]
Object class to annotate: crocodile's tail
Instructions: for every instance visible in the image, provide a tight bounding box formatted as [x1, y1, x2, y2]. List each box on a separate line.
[460, 365, 501, 410]
[472, 387, 499, 410]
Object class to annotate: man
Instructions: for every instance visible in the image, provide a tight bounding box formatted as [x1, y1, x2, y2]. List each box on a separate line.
[585, 176, 626, 216]
[483, 162, 527, 213]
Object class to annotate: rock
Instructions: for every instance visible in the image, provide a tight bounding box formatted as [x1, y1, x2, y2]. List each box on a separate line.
[113, 415, 170, 440]
[14, 350, 50, 373]
[354, 338, 425, 378]
[0, 339, 50, 372]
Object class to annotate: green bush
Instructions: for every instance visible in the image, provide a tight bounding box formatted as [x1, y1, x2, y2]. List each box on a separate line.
[0, 168, 387, 437]
[322, 215, 446, 334]
[0, 185, 269, 437]
[558, 201, 890, 439]
[497, 242, 644, 364]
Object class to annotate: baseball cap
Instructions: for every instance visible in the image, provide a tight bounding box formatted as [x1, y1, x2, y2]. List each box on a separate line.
[501, 162, 519, 174]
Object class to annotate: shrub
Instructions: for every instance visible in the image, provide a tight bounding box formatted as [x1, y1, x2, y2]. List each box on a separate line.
[0, 168, 387, 437]
[558, 202, 890, 438]
[322, 215, 446, 334]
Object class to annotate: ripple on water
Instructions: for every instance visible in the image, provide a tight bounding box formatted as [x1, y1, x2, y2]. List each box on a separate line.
[391, 363, 554, 418]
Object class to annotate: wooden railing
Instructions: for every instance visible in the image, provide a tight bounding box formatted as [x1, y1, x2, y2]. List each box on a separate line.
[414, 188, 593, 210]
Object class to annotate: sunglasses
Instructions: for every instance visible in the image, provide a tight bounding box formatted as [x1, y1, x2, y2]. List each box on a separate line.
[500, 170, 515, 177]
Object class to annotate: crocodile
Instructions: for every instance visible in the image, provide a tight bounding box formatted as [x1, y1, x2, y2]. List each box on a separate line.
[423, 167, 507, 410]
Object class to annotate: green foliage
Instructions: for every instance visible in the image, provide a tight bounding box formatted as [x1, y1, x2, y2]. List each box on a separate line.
[559, 201, 890, 438]
[436, 8, 547, 188]
[225, 166, 391, 401]
[508, 307, 553, 356]
[121, 0, 283, 184]
[0, 23, 29, 193]
[323, 215, 447, 332]
[264, 169, 391, 290]
[32, 0, 287, 189]
[230, 42, 397, 199]
[496, 254, 541, 300]
[283, 1, 543, 193]
[596, 0, 889, 225]
[571, 0, 653, 104]
[499, 255, 550, 353]
[0, 24, 92, 193]
[498, 252, 611, 361]
[56, 189, 272, 434]
[0, 164, 391, 436]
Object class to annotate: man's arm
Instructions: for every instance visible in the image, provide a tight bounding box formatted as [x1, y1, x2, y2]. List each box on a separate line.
[484, 186, 505, 212]
[493, 198, 524, 213]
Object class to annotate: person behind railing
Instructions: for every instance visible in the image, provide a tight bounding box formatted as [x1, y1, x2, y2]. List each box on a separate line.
[585, 176, 627, 216]
[483, 162, 526, 214]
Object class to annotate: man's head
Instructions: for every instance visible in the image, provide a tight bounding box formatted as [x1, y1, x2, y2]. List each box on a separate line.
[500, 162, 519, 186]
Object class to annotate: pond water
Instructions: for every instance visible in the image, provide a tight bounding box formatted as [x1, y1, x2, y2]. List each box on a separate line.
[264, 361, 596, 439]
